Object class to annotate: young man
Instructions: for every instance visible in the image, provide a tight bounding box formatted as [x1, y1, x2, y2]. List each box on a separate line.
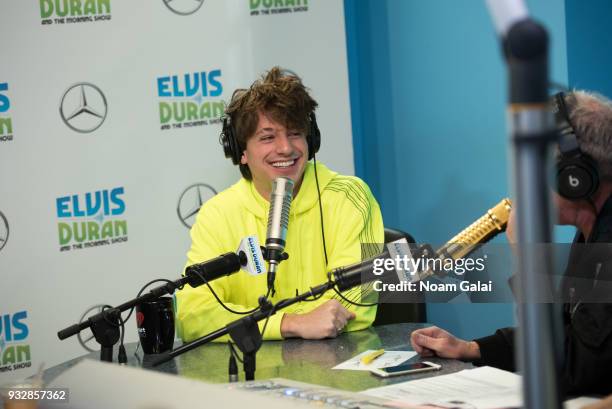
[176, 67, 384, 342]
[410, 90, 612, 395]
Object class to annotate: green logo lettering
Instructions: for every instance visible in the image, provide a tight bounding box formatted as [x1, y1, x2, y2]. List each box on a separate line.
[58, 222, 72, 245]
[159, 102, 172, 124]
[98, 0, 111, 14]
[40, 0, 54, 18]
[0, 117, 12, 135]
[114, 220, 128, 236]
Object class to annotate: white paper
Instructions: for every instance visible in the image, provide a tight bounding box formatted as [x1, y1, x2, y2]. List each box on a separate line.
[332, 350, 418, 371]
[363, 366, 522, 409]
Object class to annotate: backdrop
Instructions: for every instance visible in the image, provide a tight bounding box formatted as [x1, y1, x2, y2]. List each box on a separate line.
[0, 0, 355, 380]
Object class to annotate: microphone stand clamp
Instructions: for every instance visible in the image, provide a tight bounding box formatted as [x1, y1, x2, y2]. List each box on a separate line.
[89, 308, 121, 363]
[226, 296, 273, 381]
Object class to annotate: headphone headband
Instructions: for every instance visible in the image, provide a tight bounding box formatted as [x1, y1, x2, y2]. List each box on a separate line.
[220, 111, 321, 177]
[554, 92, 600, 200]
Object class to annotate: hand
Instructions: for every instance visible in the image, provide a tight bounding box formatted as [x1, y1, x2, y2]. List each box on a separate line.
[280, 299, 356, 339]
[582, 395, 612, 409]
[410, 326, 481, 360]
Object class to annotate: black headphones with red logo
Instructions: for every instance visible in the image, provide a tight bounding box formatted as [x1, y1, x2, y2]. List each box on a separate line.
[553, 92, 600, 200]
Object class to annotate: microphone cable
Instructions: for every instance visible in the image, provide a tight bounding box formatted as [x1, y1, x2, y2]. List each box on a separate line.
[313, 154, 329, 267]
[94, 275, 267, 360]
[93, 278, 186, 363]
[188, 270, 270, 315]
[314, 153, 378, 308]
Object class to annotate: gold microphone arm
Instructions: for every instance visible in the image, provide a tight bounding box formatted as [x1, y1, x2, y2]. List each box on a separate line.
[417, 198, 512, 281]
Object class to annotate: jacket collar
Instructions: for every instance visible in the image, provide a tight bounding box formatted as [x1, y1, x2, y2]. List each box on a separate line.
[235, 162, 337, 220]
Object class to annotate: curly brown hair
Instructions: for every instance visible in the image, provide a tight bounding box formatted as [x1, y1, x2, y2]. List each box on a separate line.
[224, 67, 318, 179]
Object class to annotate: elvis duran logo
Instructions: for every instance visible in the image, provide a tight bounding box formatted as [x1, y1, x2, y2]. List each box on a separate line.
[0, 311, 32, 374]
[56, 186, 128, 252]
[40, 0, 111, 25]
[156, 70, 224, 131]
[0, 83, 13, 143]
[250, 0, 309, 16]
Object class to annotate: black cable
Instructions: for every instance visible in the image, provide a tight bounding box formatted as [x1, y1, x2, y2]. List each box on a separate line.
[313, 154, 329, 266]
[301, 287, 326, 302]
[227, 341, 244, 364]
[81, 279, 182, 360]
[314, 155, 378, 309]
[190, 270, 268, 315]
[126, 279, 176, 360]
[314, 155, 377, 308]
[259, 284, 327, 339]
[259, 306, 276, 340]
[331, 286, 378, 307]
[100, 304, 128, 363]
[123, 279, 183, 324]
[117, 314, 127, 364]
[78, 272, 270, 362]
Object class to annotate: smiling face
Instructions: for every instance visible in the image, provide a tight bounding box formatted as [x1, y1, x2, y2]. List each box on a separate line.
[240, 111, 308, 200]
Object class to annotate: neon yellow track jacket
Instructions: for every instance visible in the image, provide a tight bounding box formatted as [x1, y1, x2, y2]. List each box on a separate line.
[176, 162, 384, 342]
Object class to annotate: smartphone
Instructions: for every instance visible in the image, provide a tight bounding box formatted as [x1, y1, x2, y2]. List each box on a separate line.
[369, 361, 441, 378]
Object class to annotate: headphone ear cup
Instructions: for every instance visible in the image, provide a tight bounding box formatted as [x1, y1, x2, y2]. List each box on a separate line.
[556, 154, 600, 200]
[308, 112, 321, 160]
[220, 117, 241, 165]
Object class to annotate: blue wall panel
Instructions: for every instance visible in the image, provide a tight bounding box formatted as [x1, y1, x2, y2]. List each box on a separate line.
[566, 0, 612, 98]
[345, 0, 568, 339]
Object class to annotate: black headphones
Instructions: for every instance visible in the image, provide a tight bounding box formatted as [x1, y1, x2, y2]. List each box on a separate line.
[220, 111, 321, 165]
[554, 92, 600, 200]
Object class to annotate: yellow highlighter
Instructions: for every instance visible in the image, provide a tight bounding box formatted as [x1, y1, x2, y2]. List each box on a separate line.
[361, 349, 385, 365]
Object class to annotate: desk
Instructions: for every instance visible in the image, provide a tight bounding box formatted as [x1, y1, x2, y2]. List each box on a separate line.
[45, 324, 472, 392]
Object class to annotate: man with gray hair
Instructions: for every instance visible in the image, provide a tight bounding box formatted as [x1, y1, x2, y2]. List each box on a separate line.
[410, 90, 612, 396]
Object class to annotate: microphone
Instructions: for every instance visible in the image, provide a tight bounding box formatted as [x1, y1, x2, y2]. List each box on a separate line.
[332, 250, 390, 292]
[332, 198, 513, 290]
[485, 0, 528, 36]
[486, 3, 561, 407]
[265, 177, 294, 295]
[436, 198, 512, 260]
[58, 236, 266, 344]
[185, 236, 266, 287]
[416, 198, 512, 281]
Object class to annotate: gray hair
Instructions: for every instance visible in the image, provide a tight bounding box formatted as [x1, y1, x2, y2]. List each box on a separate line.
[567, 90, 612, 181]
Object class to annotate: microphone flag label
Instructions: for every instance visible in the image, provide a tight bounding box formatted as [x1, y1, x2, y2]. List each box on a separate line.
[238, 236, 266, 276]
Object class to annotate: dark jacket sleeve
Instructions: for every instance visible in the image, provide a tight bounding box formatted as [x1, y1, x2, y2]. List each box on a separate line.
[562, 302, 612, 395]
[473, 327, 516, 372]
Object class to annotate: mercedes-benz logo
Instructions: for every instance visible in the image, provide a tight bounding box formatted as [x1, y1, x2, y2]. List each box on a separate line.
[60, 82, 108, 133]
[177, 183, 217, 228]
[0, 211, 8, 252]
[163, 0, 205, 16]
